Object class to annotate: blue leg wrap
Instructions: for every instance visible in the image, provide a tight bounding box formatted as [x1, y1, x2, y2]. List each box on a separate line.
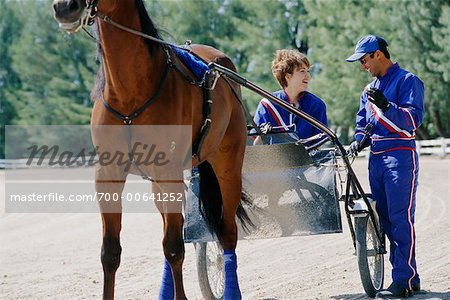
[224, 249, 242, 300]
[158, 259, 174, 300]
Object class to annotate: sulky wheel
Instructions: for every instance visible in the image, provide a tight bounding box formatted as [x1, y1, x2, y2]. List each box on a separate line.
[196, 242, 224, 300]
[355, 215, 385, 297]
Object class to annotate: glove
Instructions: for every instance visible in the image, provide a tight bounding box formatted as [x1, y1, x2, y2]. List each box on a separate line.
[259, 123, 273, 134]
[367, 88, 390, 112]
[347, 140, 360, 156]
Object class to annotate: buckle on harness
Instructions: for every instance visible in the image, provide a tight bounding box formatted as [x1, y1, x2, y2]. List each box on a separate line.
[123, 117, 132, 125]
[203, 70, 220, 90]
[201, 118, 212, 132]
[183, 40, 192, 50]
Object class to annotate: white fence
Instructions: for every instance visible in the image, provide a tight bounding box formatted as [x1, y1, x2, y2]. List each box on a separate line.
[356, 138, 450, 158]
[416, 138, 450, 156]
[1, 138, 450, 169]
[0, 158, 89, 169]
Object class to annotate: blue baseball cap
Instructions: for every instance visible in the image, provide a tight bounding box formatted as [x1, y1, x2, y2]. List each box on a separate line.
[346, 35, 388, 62]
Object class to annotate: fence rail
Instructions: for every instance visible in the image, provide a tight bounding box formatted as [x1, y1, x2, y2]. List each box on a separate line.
[353, 138, 450, 158]
[416, 138, 450, 156]
[0, 158, 89, 169]
[1, 138, 450, 169]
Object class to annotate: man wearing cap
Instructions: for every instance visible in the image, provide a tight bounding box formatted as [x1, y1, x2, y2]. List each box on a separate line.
[346, 35, 424, 298]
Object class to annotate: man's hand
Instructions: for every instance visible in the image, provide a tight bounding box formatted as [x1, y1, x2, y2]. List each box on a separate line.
[367, 88, 390, 112]
[347, 141, 360, 157]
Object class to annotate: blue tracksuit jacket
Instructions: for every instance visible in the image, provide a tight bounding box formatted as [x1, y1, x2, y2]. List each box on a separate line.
[253, 90, 328, 144]
[354, 63, 424, 153]
[354, 63, 424, 290]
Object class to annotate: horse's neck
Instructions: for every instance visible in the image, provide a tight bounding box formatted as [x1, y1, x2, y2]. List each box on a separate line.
[98, 14, 164, 111]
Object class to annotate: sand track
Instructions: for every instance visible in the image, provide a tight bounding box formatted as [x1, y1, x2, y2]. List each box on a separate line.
[1, 157, 449, 299]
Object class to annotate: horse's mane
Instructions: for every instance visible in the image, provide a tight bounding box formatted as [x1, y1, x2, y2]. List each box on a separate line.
[135, 0, 161, 55]
[90, 0, 161, 102]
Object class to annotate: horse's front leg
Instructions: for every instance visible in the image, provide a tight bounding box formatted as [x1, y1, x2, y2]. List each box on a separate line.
[100, 212, 122, 300]
[96, 168, 126, 300]
[155, 181, 186, 300]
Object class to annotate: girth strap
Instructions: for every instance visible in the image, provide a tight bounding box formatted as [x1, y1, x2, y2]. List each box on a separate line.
[192, 70, 216, 161]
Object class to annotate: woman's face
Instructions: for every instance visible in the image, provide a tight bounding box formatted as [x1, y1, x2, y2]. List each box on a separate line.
[285, 66, 311, 93]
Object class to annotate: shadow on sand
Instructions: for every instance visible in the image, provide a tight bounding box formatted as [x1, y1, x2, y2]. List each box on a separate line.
[331, 290, 450, 300]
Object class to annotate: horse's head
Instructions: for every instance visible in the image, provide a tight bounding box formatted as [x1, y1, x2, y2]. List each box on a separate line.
[52, 0, 101, 33]
[53, 0, 87, 32]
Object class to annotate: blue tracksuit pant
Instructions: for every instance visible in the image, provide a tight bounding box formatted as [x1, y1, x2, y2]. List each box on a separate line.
[369, 149, 420, 289]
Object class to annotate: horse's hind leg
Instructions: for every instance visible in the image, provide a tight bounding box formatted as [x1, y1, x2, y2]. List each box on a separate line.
[212, 116, 246, 299]
[213, 95, 247, 251]
[214, 163, 244, 300]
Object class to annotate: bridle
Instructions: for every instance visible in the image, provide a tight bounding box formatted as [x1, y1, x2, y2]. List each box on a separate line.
[83, 0, 100, 27]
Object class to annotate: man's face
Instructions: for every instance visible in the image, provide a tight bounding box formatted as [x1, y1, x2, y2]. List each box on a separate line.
[359, 51, 380, 77]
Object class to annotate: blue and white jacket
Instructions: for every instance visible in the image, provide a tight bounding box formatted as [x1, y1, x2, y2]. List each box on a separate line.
[355, 63, 424, 154]
[253, 90, 328, 144]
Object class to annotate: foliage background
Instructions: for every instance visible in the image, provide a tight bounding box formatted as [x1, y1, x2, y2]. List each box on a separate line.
[0, 0, 449, 157]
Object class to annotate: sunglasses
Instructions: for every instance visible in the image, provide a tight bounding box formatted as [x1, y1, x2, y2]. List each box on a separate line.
[359, 52, 375, 65]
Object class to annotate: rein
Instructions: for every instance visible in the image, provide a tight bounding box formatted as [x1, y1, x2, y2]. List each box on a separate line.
[87, 10, 206, 87]
[83, 0, 189, 49]
[97, 13, 178, 48]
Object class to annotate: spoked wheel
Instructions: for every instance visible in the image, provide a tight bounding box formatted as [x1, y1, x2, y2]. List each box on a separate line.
[355, 215, 384, 297]
[196, 242, 224, 300]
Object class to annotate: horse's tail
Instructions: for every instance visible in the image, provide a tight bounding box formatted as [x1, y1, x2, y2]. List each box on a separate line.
[198, 161, 255, 237]
[237, 190, 256, 233]
[198, 161, 222, 236]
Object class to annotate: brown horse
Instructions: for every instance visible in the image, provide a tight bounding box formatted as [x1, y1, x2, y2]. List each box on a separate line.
[53, 0, 250, 299]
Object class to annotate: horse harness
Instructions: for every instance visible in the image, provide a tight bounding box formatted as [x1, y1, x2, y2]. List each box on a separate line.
[100, 45, 218, 161]
[84, 4, 220, 181]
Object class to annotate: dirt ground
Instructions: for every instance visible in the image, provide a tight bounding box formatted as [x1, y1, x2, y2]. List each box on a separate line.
[1, 156, 449, 299]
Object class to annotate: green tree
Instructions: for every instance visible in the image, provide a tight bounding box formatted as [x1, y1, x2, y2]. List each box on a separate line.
[304, 0, 377, 142]
[304, 0, 450, 141]
[430, 3, 450, 136]
[0, 0, 23, 158]
[10, 0, 95, 125]
[391, 0, 450, 137]
[5, 0, 439, 141]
